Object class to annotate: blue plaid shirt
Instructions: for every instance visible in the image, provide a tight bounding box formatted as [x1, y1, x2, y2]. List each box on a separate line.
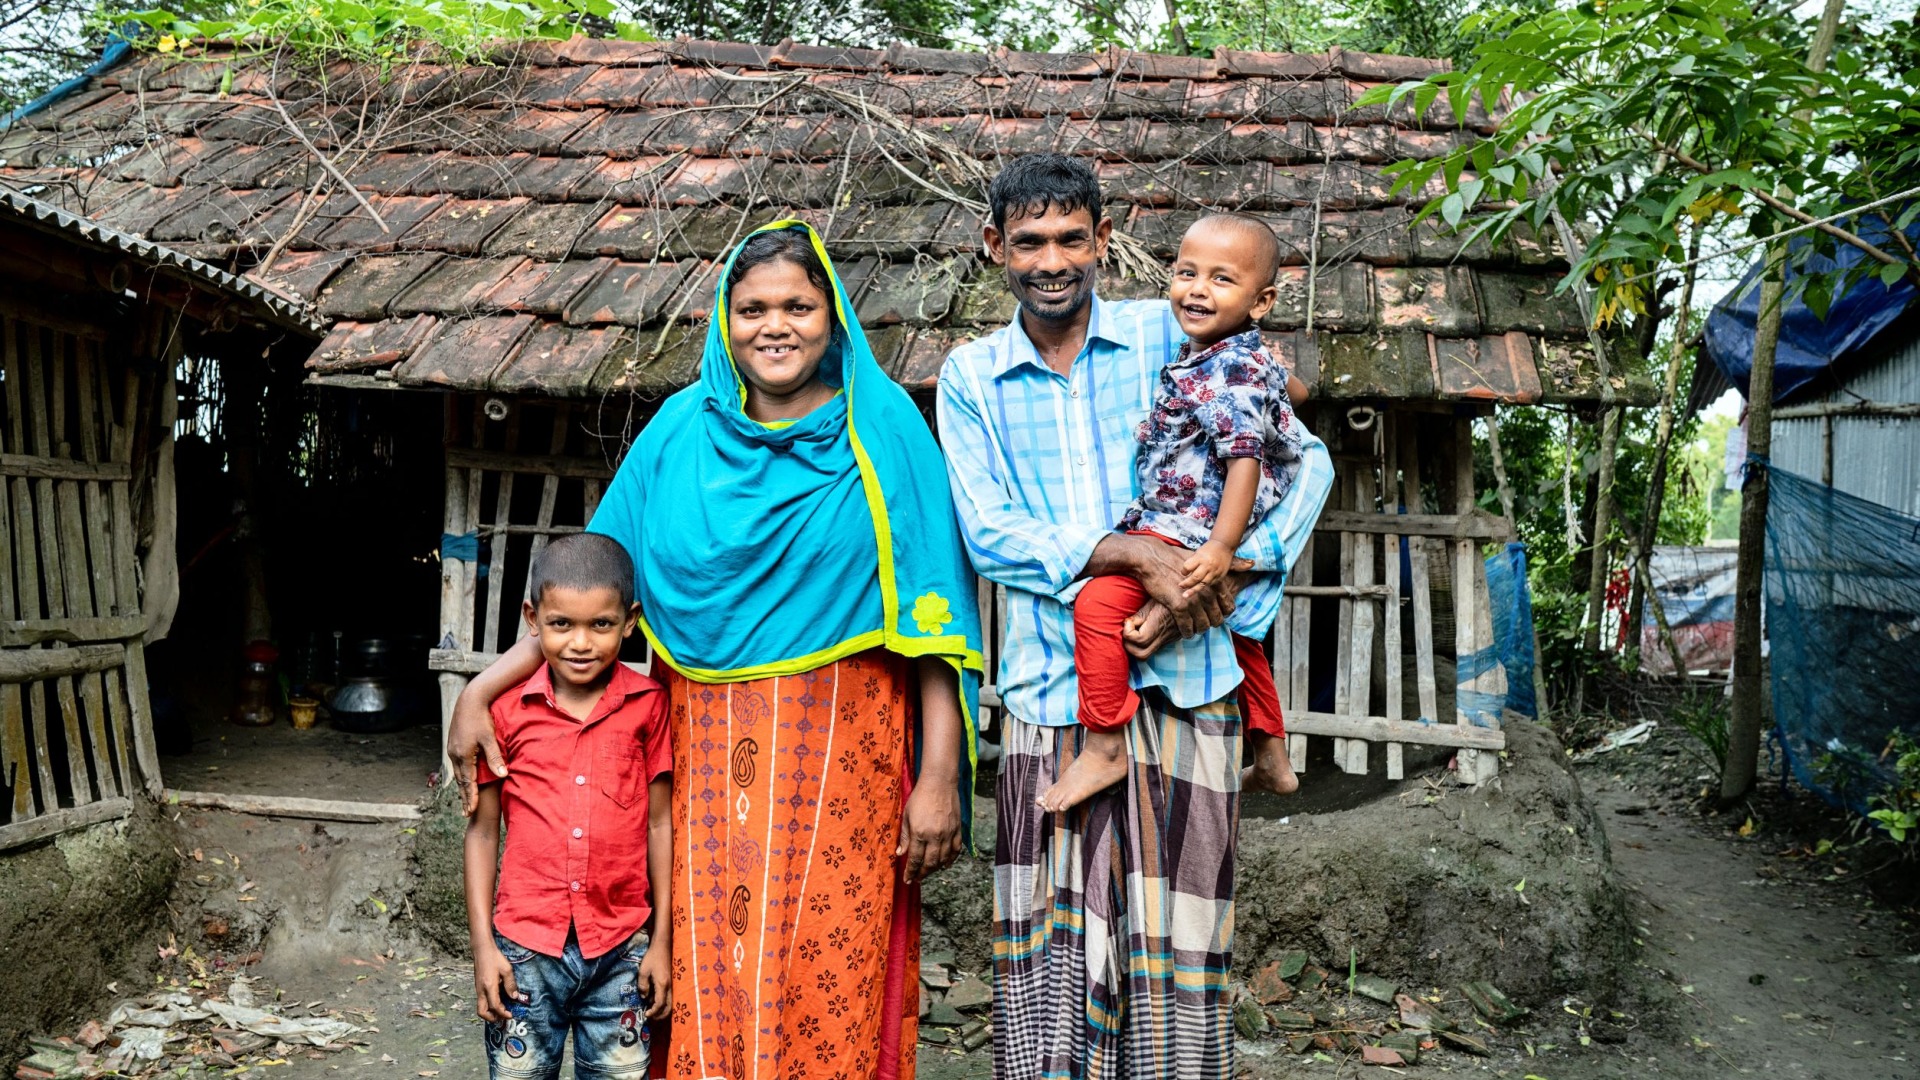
[936, 296, 1335, 728]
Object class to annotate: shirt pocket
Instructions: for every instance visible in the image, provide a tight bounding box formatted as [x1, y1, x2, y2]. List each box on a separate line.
[598, 745, 648, 809]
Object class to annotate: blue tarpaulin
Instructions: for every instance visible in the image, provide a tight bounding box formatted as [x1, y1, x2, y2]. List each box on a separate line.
[1704, 216, 1920, 403]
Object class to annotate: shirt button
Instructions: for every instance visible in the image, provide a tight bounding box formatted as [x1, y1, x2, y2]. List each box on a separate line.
[570, 881, 581, 892]
[1070, 387, 1080, 398]
[574, 775, 585, 785]
[1076, 456, 1087, 466]
[572, 828, 583, 839]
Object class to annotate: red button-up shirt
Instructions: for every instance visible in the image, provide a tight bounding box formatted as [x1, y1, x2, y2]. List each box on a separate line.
[477, 661, 669, 960]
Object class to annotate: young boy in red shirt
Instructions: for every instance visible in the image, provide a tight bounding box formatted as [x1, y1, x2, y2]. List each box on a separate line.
[464, 533, 671, 1079]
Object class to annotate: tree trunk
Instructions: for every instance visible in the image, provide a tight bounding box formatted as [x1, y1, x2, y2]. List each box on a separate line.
[1626, 227, 1703, 653]
[1581, 406, 1621, 653]
[1722, 0, 1845, 804]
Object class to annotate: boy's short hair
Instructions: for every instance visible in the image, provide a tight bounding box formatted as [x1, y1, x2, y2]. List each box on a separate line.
[988, 154, 1102, 232]
[1189, 212, 1283, 285]
[528, 533, 635, 610]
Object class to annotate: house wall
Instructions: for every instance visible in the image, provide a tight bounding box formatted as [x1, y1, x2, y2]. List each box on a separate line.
[1772, 333, 1920, 516]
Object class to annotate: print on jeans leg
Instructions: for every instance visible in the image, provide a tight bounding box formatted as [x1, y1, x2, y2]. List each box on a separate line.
[486, 998, 534, 1064]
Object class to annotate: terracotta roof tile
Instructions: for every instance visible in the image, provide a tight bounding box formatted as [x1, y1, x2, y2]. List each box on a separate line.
[577, 204, 680, 260]
[1431, 332, 1542, 403]
[391, 255, 528, 315]
[569, 65, 669, 108]
[640, 69, 736, 108]
[611, 323, 703, 395]
[351, 152, 450, 196]
[463, 109, 597, 156]
[557, 38, 670, 66]
[662, 261, 724, 322]
[1376, 267, 1481, 335]
[147, 187, 293, 246]
[492, 323, 631, 394]
[483, 258, 612, 315]
[1109, 50, 1227, 80]
[180, 142, 305, 189]
[1215, 50, 1332, 78]
[96, 183, 206, 238]
[1262, 263, 1373, 331]
[885, 45, 993, 75]
[307, 314, 439, 373]
[482, 200, 605, 260]
[893, 329, 954, 390]
[1330, 47, 1449, 82]
[563, 260, 691, 325]
[393, 314, 538, 388]
[315, 194, 451, 252]
[776, 43, 887, 71]
[506, 155, 599, 200]
[253, 248, 356, 302]
[1003, 50, 1102, 77]
[1477, 271, 1586, 337]
[826, 202, 953, 259]
[399, 197, 528, 254]
[573, 156, 680, 202]
[519, 64, 603, 107]
[317, 252, 445, 320]
[855, 256, 970, 326]
[1317, 330, 1434, 397]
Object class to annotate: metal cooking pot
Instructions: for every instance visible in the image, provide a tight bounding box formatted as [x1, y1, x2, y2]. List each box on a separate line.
[329, 676, 410, 733]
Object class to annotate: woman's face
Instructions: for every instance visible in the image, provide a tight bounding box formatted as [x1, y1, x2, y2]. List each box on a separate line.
[727, 258, 834, 407]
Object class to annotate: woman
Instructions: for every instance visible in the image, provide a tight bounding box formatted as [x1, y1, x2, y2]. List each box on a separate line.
[446, 221, 984, 1080]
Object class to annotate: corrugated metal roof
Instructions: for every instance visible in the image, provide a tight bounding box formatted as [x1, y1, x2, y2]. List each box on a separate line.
[0, 185, 324, 333]
[1772, 331, 1920, 516]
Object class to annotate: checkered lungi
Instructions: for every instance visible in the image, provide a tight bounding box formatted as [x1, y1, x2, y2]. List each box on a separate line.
[991, 693, 1242, 1080]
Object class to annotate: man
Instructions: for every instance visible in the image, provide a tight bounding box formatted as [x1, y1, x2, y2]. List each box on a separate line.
[935, 154, 1333, 1079]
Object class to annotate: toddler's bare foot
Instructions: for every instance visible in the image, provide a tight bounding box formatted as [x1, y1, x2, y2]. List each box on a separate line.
[1038, 729, 1129, 812]
[1242, 731, 1300, 795]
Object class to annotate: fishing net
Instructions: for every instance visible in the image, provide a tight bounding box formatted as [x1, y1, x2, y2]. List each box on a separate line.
[1765, 463, 1920, 814]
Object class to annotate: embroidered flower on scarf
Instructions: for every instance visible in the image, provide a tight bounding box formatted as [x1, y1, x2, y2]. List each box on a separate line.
[911, 592, 953, 635]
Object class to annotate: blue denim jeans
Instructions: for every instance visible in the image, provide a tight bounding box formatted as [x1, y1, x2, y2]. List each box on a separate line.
[485, 929, 653, 1079]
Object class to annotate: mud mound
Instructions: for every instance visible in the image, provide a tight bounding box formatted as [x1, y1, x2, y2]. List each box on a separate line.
[0, 802, 176, 1069]
[1235, 719, 1632, 1005]
[918, 721, 1630, 1007]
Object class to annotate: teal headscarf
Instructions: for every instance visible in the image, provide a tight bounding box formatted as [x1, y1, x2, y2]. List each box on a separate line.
[588, 220, 985, 825]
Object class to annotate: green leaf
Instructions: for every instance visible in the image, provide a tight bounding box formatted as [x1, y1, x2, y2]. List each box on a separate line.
[1879, 262, 1910, 287]
[1441, 193, 1466, 228]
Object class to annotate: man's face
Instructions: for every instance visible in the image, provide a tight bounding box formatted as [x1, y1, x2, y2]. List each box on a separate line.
[983, 204, 1113, 324]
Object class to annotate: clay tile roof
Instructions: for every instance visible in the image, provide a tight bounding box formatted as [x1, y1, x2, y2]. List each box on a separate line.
[0, 37, 1646, 404]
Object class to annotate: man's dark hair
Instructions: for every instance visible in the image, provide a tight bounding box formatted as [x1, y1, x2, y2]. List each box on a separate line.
[528, 533, 635, 610]
[988, 154, 1103, 232]
[1191, 212, 1284, 285]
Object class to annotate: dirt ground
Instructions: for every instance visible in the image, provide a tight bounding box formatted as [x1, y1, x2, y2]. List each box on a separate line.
[26, 717, 1918, 1080]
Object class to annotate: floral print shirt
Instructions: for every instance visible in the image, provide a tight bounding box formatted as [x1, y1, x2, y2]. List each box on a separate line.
[1120, 327, 1305, 549]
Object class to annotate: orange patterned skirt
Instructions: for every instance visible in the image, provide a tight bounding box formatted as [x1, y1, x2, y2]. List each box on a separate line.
[663, 649, 919, 1080]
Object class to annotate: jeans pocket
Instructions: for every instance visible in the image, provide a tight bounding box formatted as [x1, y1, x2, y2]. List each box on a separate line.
[492, 931, 536, 965]
[618, 927, 648, 966]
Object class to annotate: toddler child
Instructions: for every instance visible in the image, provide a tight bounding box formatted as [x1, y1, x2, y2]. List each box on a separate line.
[1040, 212, 1307, 812]
[464, 533, 672, 1079]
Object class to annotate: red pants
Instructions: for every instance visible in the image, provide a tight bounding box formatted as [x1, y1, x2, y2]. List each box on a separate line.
[1072, 535, 1285, 738]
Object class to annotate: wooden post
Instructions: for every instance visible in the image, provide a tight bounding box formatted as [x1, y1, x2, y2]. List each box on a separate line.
[437, 396, 473, 788]
[1399, 416, 1438, 726]
[1453, 415, 1500, 783]
[1285, 535, 1313, 774]
[1345, 435, 1376, 776]
[1381, 414, 1404, 780]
